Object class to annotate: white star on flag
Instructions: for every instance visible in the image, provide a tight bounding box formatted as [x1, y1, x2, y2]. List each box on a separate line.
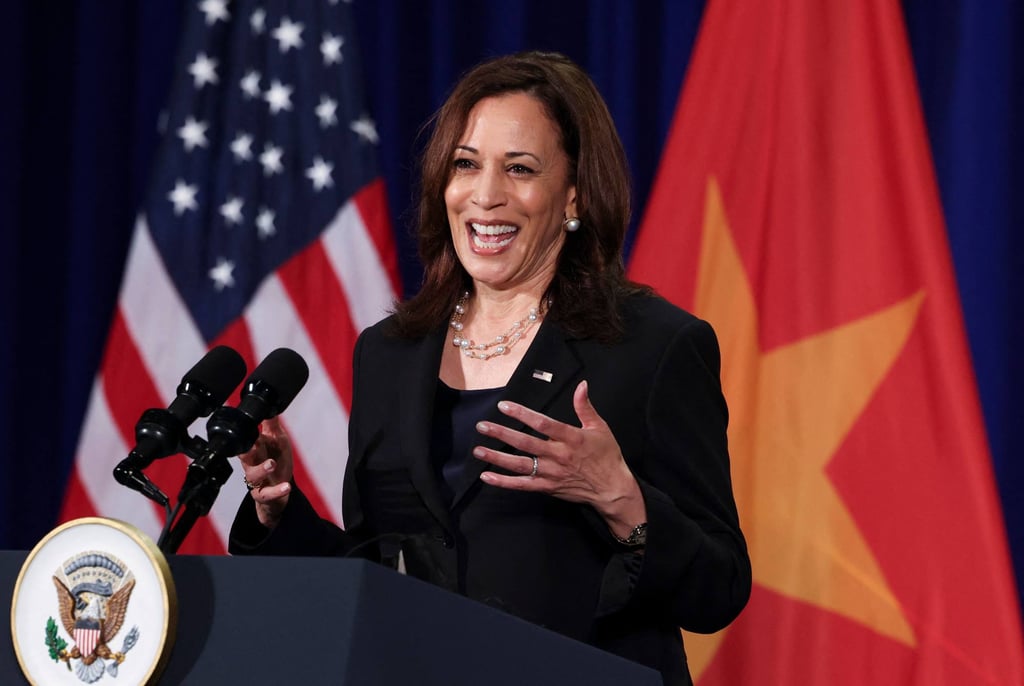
[208, 258, 235, 290]
[272, 17, 304, 52]
[230, 133, 253, 162]
[250, 8, 266, 34]
[219, 196, 244, 225]
[316, 96, 338, 128]
[350, 116, 379, 144]
[305, 157, 334, 191]
[259, 143, 284, 176]
[177, 117, 209, 151]
[264, 80, 293, 115]
[188, 53, 219, 88]
[256, 207, 276, 238]
[240, 70, 261, 99]
[321, 33, 344, 65]
[167, 180, 198, 215]
[198, 0, 229, 26]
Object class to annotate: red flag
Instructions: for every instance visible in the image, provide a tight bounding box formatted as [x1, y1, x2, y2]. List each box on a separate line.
[59, 3, 400, 553]
[629, 1, 1023, 683]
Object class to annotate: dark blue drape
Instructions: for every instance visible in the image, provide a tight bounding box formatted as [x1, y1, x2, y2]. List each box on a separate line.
[1, 1, 1021, 621]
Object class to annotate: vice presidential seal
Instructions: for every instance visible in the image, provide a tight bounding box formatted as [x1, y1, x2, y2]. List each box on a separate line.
[11, 517, 176, 686]
[50, 551, 139, 682]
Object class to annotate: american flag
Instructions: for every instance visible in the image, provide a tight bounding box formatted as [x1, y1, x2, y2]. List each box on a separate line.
[60, 0, 400, 554]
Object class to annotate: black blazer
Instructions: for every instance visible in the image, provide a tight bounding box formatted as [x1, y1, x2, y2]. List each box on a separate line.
[231, 293, 751, 686]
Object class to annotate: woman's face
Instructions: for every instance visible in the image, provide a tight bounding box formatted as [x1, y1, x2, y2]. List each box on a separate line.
[445, 92, 576, 295]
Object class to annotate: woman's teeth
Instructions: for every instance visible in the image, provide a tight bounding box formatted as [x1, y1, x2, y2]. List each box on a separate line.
[471, 223, 517, 248]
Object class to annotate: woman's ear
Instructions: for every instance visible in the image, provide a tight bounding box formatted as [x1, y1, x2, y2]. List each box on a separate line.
[564, 186, 578, 219]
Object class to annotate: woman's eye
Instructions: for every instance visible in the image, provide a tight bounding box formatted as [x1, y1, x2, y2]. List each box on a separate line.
[508, 163, 534, 175]
[452, 158, 475, 170]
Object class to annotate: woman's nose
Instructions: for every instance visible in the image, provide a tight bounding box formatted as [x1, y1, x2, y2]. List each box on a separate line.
[471, 167, 507, 208]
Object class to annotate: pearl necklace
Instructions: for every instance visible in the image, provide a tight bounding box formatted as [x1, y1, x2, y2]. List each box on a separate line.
[450, 291, 543, 360]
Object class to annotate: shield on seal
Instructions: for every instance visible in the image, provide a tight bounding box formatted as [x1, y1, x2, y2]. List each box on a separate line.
[73, 621, 101, 659]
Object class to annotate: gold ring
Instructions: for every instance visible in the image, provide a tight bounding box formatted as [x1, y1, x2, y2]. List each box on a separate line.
[243, 477, 258, 491]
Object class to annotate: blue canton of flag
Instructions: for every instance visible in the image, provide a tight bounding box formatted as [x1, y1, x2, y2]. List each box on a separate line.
[63, 0, 400, 554]
[152, 0, 381, 340]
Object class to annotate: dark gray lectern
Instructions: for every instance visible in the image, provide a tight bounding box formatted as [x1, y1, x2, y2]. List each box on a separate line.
[3, 552, 661, 685]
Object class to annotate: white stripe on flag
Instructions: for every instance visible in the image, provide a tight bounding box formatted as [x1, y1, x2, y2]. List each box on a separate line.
[245, 274, 349, 525]
[322, 200, 397, 333]
[120, 216, 209, 409]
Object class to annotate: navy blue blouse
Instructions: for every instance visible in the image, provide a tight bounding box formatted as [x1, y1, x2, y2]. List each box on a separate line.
[430, 380, 504, 505]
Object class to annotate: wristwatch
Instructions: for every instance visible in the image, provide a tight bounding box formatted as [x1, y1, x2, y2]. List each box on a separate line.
[613, 522, 647, 548]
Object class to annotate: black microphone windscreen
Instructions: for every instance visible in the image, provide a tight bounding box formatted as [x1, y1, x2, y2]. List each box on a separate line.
[180, 345, 248, 408]
[244, 348, 309, 416]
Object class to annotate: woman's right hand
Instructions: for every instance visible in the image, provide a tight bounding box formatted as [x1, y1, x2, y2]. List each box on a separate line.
[238, 416, 294, 529]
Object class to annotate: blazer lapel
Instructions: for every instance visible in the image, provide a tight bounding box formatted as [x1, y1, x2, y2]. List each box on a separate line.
[398, 325, 454, 530]
[449, 319, 582, 507]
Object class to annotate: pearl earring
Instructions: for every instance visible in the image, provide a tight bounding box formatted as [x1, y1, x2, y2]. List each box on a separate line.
[563, 216, 581, 232]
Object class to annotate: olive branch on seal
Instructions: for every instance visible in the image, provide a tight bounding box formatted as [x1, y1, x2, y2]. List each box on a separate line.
[44, 617, 68, 666]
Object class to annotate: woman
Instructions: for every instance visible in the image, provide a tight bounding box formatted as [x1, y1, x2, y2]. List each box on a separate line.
[230, 51, 750, 685]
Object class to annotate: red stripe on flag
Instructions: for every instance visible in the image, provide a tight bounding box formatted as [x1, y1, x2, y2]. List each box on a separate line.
[102, 310, 160, 454]
[354, 179, 402, 296]
[277, 240, 357, 410]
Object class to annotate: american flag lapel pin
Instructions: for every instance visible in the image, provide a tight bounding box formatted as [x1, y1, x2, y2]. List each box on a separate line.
[532, 369, 554, 382]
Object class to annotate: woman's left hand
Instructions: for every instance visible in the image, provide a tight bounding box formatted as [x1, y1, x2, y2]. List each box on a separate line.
[474, 380, 646, 536]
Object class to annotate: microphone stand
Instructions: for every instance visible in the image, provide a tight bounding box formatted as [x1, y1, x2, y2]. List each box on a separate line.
[157, 407, 257, 554]
[156, 436, 225, 554]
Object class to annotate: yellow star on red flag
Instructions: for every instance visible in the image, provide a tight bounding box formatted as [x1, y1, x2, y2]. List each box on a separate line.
[683, 178, 923, 678]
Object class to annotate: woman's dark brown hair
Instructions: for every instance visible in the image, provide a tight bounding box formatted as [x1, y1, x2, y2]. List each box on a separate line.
[391, 51, 646, 340]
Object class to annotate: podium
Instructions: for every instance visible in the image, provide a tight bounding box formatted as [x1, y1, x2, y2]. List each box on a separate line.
[3, 551, 661, 684]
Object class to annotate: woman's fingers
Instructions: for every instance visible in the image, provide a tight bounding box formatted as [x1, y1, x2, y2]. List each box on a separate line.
[473, 446, 538, 475]
[241, 456, 276, 487]
[250, 480, 291, 503]
[571, 380, 606, 430]
[475, 419, 556, 459]
[494, 398, 576, 443]
[473, 381, 634, 507]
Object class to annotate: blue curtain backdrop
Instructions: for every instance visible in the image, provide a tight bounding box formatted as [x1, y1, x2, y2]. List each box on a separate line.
[1, 0, 1020, 619]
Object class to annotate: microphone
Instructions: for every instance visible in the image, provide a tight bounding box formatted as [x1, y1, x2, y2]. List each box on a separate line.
[204, 347, 310, 457]
[173, 348, 309, 518]
[160, 348, 309, 553]
[113, 345, 247, 504]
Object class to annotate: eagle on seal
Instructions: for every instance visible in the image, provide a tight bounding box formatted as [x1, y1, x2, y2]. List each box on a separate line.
[52, 575, 135, 667]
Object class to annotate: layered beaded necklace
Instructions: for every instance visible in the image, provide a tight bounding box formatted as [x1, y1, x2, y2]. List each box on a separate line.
[449, 291, 545, 360]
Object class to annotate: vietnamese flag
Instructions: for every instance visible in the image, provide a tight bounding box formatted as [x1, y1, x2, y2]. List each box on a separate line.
[628, 1, 1024, 684]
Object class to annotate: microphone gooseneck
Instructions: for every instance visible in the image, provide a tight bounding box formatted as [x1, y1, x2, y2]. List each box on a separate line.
[113, 345, 247, 507]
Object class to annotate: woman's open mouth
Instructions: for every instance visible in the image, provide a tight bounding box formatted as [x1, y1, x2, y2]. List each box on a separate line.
[470, 222, 519, 251]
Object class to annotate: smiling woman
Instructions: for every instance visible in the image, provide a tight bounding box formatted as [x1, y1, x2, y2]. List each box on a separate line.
[228, 51, 751, 686]
[439, 93, 577, 389]
[444, 93, 575, 301]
